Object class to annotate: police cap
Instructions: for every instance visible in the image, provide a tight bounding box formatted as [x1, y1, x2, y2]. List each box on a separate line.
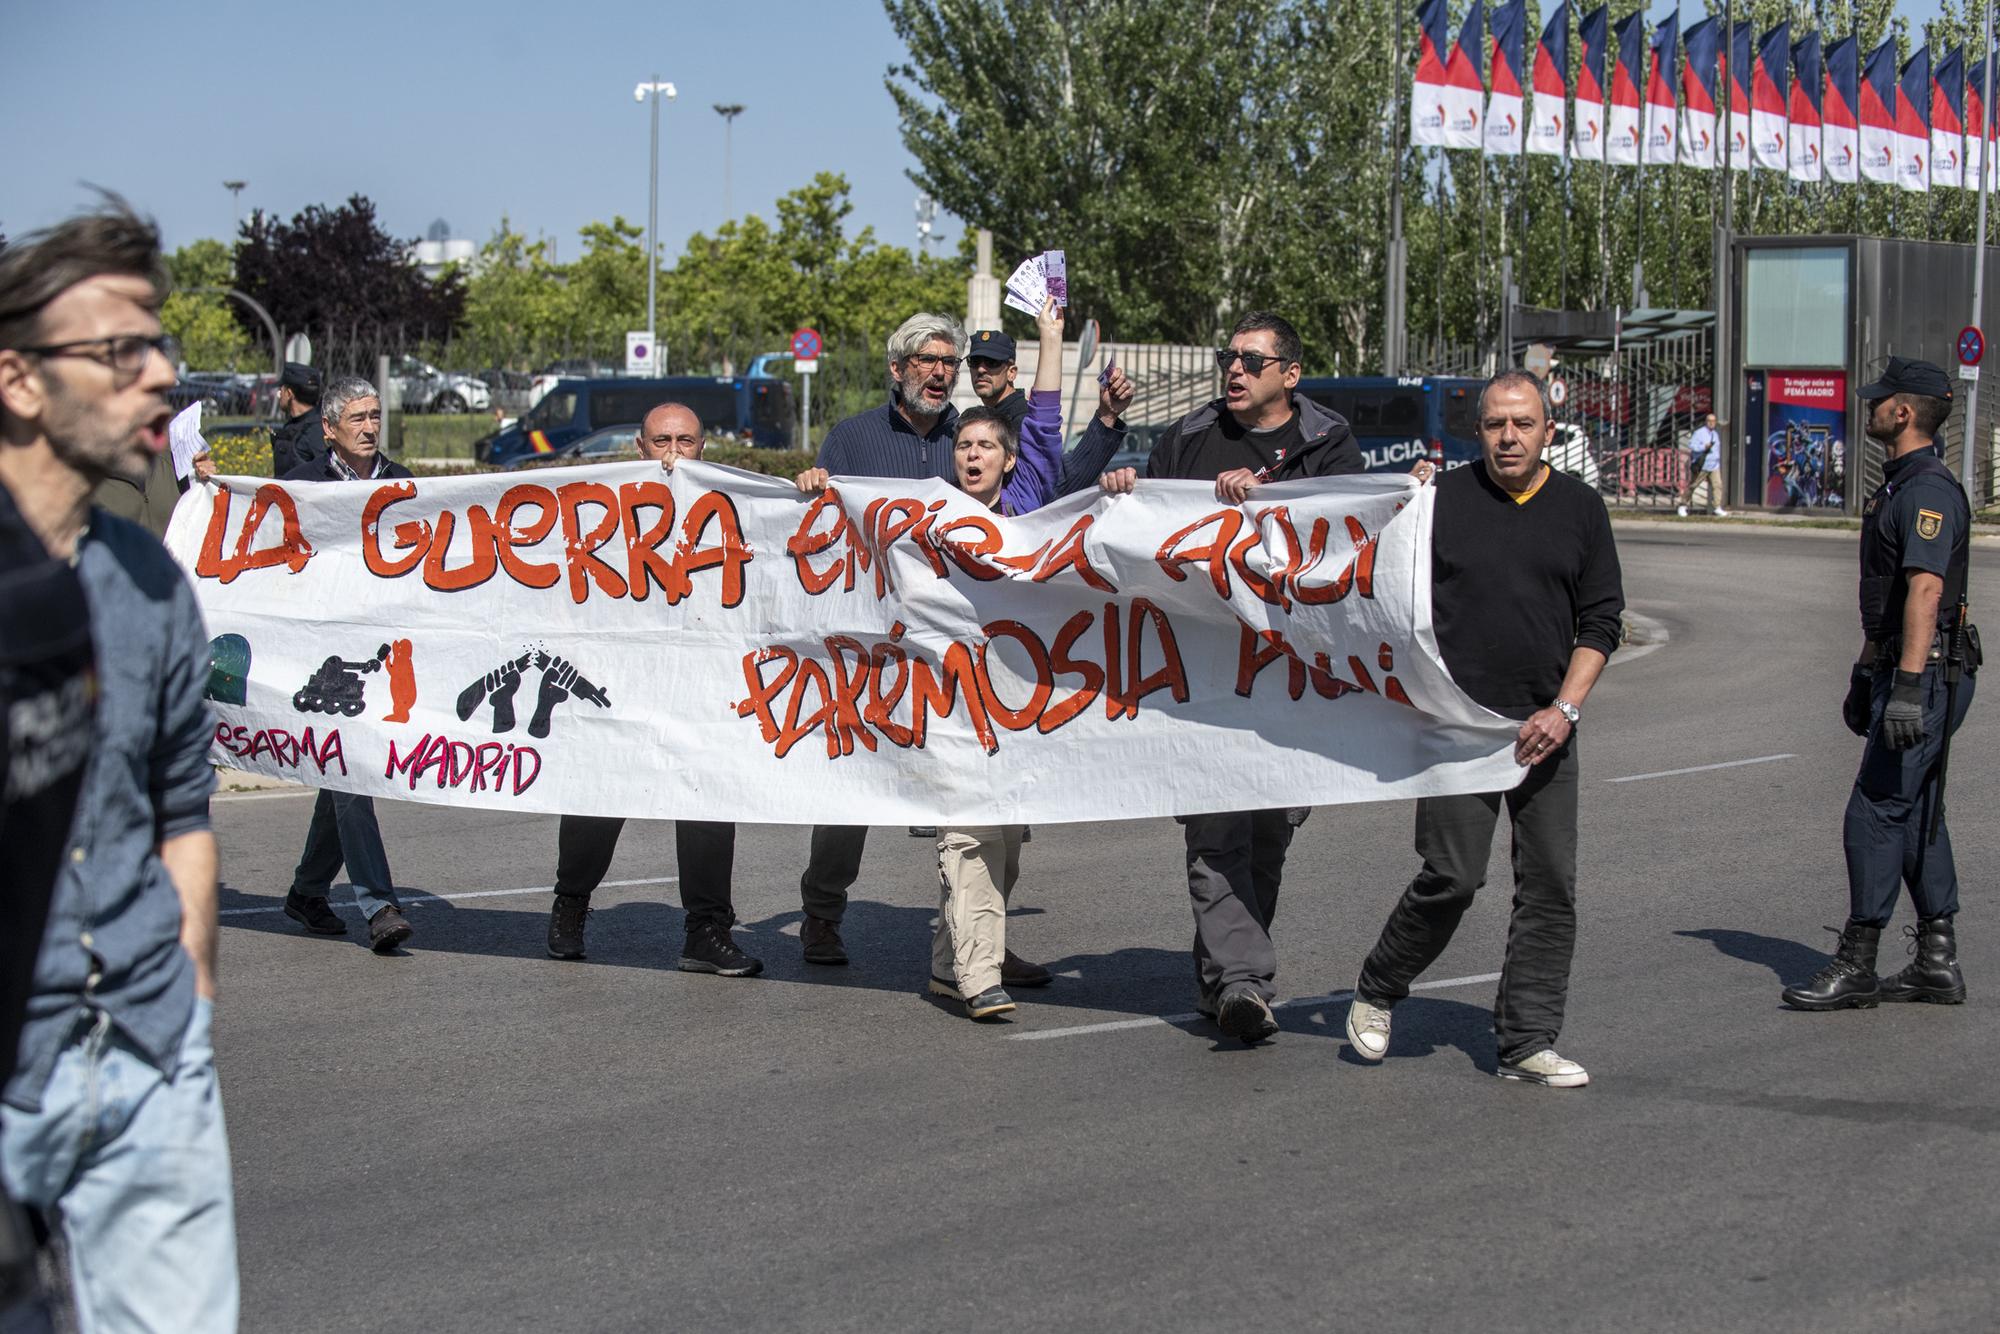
[967, 330, 1016, 363]
[278, 362, 323, 396]
[1857, 356, 1954, 404]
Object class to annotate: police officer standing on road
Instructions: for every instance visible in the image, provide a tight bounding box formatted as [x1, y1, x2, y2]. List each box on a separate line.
[1785, 357, 1980, 1011]
[269, 361, 326, 474]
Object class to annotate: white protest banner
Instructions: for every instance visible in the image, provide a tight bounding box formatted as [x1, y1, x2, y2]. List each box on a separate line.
[163, 462, 1524, 824]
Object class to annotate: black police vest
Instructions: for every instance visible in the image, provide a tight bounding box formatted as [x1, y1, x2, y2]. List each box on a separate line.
[1859, 447, 1969, 641]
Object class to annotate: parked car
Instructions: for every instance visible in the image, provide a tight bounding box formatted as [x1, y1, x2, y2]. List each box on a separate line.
[389, 356, 489, 414]
[166, 373, 255, 416]
[473, 367, 537, 415]
[479, 375, 796, 468]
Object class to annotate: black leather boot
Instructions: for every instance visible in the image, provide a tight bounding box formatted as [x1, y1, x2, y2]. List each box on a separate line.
[1880, 916, 1967, 1004]
[1781, 921, 1882, 1011]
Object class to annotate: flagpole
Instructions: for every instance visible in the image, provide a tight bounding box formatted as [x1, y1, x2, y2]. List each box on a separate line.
[1717, 0, 1736, 506]
[1387, 0, 1407, 375]
[1967, 0, 1994, 493]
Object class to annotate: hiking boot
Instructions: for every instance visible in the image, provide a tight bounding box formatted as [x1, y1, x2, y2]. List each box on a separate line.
[545, 895, 590, 960]
[908, 826, 938, 838]
[1195, 985, 1219, 1019]
[283, 891, 346, 936]
[1880, 917, 1967, 1004]
[966, 987, 1016, 1020]
[928, 975, 964, 1002]
[1780, 921, 1882, 1011]
[368, 905, 414, 954]
[801, 914, 848, 966]
[679, 920, 764, 977]
[1216, 982, 1278, 1044]
[1001, 950, 1052, 988]
[1497, 1049, 1590, 1088]
[1346, 992, 1393, 1062]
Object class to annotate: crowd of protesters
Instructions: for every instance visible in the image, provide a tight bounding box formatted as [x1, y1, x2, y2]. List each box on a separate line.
[9, 186, 1978, 1329]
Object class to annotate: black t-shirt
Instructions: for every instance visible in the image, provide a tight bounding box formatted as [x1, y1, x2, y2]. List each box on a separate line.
[0, 482, 96, 1093]
[1170, 410, 1305, 482]
[1431, 462, 1626, 717]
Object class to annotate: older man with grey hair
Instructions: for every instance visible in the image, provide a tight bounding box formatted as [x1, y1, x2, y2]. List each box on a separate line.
[274, 376, 420, 952]
[782, 312, 1051, 986]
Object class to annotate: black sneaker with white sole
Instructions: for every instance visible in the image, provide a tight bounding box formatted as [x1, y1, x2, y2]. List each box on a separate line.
[678, 920, 764, 977]
[1216, 982, 1278, 1044]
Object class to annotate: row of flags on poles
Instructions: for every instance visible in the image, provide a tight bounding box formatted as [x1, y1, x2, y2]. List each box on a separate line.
[1413, 0, 1998, 192]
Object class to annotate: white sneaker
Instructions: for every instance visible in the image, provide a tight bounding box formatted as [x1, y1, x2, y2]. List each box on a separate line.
[1713, 507, 1729, 517]
[1345, 993, 1392, 1061]
[1675, 505, 1689, 517]
[1497, 1049, 1589, 1088]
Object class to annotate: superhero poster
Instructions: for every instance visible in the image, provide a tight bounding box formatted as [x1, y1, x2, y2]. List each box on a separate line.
[1762, 371, 1848, 509]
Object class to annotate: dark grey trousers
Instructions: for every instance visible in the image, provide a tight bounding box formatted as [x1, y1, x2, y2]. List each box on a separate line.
[1358, 740, 1580, 1064]
[554, 815, 736, 928]
[800, 824, 867, 923]
[1184, 809, 1296, 1002]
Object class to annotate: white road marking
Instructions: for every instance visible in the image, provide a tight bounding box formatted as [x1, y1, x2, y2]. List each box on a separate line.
[1605, 753, 1797, 784]
[219, 875, 678, 918]
[212, 786, 318, 802]
[1007, 970, 1504, 1042]
[1608, 611, 1669, 667]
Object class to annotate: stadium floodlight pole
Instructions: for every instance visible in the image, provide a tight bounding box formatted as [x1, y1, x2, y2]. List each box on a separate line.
[714, 103, 745, 219]
[1968, 0, 1995, 491]
[635, 77, 678, 378]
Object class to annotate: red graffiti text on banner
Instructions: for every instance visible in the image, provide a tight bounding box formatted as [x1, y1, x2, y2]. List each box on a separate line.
[733, 601, 1188, 760]
[360, 480, 750, 607]
[193, 485, 314, 584]
[787, 490, 1116, 600]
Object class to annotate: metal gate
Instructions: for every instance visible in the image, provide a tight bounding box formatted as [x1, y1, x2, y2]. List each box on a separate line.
[1542, 316, 1714, 511]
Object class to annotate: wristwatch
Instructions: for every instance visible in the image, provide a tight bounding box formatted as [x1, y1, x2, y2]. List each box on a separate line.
[1554, 699, 1581, 725]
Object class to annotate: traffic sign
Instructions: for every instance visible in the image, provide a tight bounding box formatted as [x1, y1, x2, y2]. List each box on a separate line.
[1549, 377, 1569, 407]
[625, 331, 656, 375]
[791, 327, 822, 361]
[1959, 325, 1984, 367]
[794, 358, 819, 375]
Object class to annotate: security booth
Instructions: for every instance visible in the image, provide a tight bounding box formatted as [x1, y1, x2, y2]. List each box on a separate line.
[1727, 234, 2000, 514]
[1511, 306, 1715, 511]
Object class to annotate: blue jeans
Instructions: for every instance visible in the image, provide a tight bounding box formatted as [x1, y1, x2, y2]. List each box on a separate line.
[291, 790, 400, 921]
[1, 1002, 238, 1333]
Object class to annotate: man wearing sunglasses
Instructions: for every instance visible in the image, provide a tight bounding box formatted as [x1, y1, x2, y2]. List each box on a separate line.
[0, 198, 239, 1330]
[1098, 311, 1362, 1044]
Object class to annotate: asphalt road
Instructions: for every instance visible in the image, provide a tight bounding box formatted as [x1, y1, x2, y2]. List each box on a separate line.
[208, 521, 2000, 1334]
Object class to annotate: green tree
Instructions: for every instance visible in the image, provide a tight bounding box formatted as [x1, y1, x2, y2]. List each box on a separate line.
[161, 239, 253, 370]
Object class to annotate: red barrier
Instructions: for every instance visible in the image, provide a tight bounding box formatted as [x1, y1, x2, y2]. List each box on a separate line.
[1616, 448, 1690, 497]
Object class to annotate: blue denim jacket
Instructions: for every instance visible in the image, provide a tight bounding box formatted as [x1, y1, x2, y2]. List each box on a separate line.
[6, 509, 215, 1112]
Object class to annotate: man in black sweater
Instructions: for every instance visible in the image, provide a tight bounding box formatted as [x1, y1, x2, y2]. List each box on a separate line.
[1344, 369, 1624, 1087]
[1100, 311, 1364, 1044]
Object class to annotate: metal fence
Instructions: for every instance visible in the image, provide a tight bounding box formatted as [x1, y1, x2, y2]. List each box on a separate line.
[1545, 328, 1714, 511]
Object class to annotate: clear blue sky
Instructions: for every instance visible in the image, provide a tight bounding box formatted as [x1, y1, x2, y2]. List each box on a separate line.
[1, 0, 957, 262]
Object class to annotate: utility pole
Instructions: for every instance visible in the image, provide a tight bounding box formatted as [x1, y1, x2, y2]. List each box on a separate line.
[635, 77, 678, 377]
[1385, 0, 1407, 375]
[1969, 0, 1995, 492]
[713, 103, 745, 220]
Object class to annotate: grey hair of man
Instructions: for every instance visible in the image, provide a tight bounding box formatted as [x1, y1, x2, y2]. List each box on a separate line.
[321, 376, 380, 427]
[886, 312, 966, 362]
[1479, 368, 1555, 425]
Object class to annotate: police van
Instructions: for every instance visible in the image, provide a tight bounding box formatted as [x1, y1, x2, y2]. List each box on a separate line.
[1293, 376, 1483, 474]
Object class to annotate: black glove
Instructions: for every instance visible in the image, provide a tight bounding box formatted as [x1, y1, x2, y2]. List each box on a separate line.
[1878, 670, 1926, 750]
[1842, 664, 1873, 736]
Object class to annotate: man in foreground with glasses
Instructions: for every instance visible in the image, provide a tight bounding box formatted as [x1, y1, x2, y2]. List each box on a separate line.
[543, 401, 763, 976]
[788, 310, 1056, 981]
[1098, 311, 1362, 1043]
[0, 198, 239, 1330]
[267, 378, 420, 953]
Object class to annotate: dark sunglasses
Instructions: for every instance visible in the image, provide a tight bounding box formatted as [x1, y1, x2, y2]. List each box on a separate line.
[1216, 348, 1288, 376]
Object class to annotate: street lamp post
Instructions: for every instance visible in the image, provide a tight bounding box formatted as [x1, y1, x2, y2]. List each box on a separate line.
[713, 103, 745, 219]
[634, 77, 677, 378]
[223, 180, 246, 232]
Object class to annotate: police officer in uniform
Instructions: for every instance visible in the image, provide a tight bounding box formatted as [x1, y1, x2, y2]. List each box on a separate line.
[268, 361, 327, 474]
[1785, 357, 1979, 1010]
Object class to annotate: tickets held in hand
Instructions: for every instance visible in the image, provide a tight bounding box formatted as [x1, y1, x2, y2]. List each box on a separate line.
[1003, 250, 1068, 315]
